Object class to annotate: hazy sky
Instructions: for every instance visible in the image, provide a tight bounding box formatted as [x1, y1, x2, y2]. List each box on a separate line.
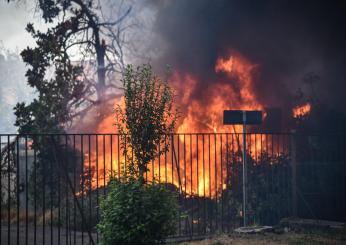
[0, 1, 47, 51]
[1, 0, 345, 130]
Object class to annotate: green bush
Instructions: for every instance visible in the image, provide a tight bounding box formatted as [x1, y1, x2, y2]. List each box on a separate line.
[97, 177, 179, 245]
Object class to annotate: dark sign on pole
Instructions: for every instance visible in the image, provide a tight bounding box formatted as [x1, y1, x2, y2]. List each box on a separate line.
[223, 110, 262, 125]
[223, 109, 262, 227]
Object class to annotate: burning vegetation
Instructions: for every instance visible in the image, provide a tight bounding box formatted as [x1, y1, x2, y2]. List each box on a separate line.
[8, 0, 343, 201]
[81, 51, 291, 197]
[292, 103, 311, 118]
[177, 51, 263, 134]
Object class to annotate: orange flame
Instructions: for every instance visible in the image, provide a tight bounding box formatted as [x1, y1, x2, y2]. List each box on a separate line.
[292, 103, 311, 118]
[177, 51, 262, 134]
[168, 52, 266, 196]
[80, 51, 285, 198]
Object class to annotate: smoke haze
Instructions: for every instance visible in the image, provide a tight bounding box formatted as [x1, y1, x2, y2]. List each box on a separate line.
[148, 0, 346, 110]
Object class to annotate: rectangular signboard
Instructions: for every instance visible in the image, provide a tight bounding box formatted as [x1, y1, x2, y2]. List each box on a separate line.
[223, 110, 262, 125]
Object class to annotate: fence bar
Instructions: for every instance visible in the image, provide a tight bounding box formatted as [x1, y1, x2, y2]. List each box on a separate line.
[25, 136, 28, 245]
[0, 136, 2, 244]
[88, 135, 92, 244]
[73, 135, 77, 245]
[49, 137, 53, 245]
[16, 137, 19, 245]
[0, 132, 345, 243]
[196, 134, 200, 234]
[81, 135, 84, 245]
[291, 132, 297, 217]
[177, 136, 181, 236]
[103, 135, 106, 195]
[190, 134, 193, 236]
[96, 135, 99, 244]
[65, 135, 69, 245]
[33, 136, 37, 245]
[7, 136, 10, 245]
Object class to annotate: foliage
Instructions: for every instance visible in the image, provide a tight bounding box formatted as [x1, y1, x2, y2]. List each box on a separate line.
[13, 0, 133, 134]
[97, 174, 179, 245]
[97, 64, 179, 244]
[0, 140, 18, 207]
[26, 137, 81, 208]
[14, 16, 88, 133]
[115, 64, 178, 180]
[14, 17, 85, 203]
[223, 150, 291, 225]
[11, 0, 133, 208]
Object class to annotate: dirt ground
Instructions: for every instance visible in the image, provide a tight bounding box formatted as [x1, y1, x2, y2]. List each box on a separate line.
[179, 231, 346, 245]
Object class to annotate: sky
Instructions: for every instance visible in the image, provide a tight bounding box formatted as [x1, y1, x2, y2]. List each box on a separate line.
[0, 1, 43, 132]
[0, 1, 44, 51]
[0, 0, 346, 133]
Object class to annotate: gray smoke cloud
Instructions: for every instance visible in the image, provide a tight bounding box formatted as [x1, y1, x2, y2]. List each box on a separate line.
[1, 0, 345, 133]
[147, 0, 346, 111]
[0, 47, 35, 133]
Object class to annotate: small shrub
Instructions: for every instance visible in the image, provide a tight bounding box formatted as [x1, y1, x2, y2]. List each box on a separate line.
[97, 177, 179, 245]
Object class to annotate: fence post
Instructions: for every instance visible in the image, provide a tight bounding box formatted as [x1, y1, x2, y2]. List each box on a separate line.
[290, 131, 297, 217]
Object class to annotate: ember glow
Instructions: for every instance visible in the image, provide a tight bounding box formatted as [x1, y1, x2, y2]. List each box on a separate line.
[82, 51, 285, 197]
[292, 103, 311, 118]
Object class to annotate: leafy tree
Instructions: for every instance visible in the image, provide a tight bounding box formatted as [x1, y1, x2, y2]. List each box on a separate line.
[10, 0, 133, 208]
[115, 64, 178, 181]
[14, 39, 85, 133]
[12, 19, 86, 203]
[97, 64, 179, 244]
[14, 0, 133, 133]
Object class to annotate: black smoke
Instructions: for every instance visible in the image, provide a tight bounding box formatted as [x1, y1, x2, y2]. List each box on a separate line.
[148, 0, 346, 111]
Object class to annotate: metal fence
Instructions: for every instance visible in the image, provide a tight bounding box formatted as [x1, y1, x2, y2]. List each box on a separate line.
[0, 133, 345, 244]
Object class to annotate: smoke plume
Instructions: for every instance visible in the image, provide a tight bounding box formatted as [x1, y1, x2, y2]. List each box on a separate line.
[148, 0, 346, 111]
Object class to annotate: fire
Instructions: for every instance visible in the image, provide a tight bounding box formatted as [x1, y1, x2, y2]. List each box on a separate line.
[215, 55, 234, 73]
[81, 50, 281, 198]
[177, 51, 262, 134]
[80, 97, 125, 192]
[170, 51, 267, 196]
[292, 103, 311, 118]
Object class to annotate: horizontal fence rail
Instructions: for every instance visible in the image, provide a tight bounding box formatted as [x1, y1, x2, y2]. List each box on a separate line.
[0, 133, 345, 245]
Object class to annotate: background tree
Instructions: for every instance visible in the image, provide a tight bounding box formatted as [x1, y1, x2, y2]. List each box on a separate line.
[291, 72, 346, 133]
[115, 64, 178, 181]
[10, 0, 135, 207]
[14, 0, 133, 134]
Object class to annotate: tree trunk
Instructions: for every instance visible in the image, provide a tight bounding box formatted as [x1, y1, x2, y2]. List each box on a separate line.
[94, 29, 110, 122]
[139, 164, 146, 184]
[95, 29, 106, 100]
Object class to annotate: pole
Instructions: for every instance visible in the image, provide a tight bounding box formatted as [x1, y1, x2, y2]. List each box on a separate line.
[242, 111, 247, 227]
[290, 130, 297, 217]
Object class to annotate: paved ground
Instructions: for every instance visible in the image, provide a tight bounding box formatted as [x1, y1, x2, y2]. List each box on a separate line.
[2, 225, 346, 245]
[1, 225, 97, 245]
